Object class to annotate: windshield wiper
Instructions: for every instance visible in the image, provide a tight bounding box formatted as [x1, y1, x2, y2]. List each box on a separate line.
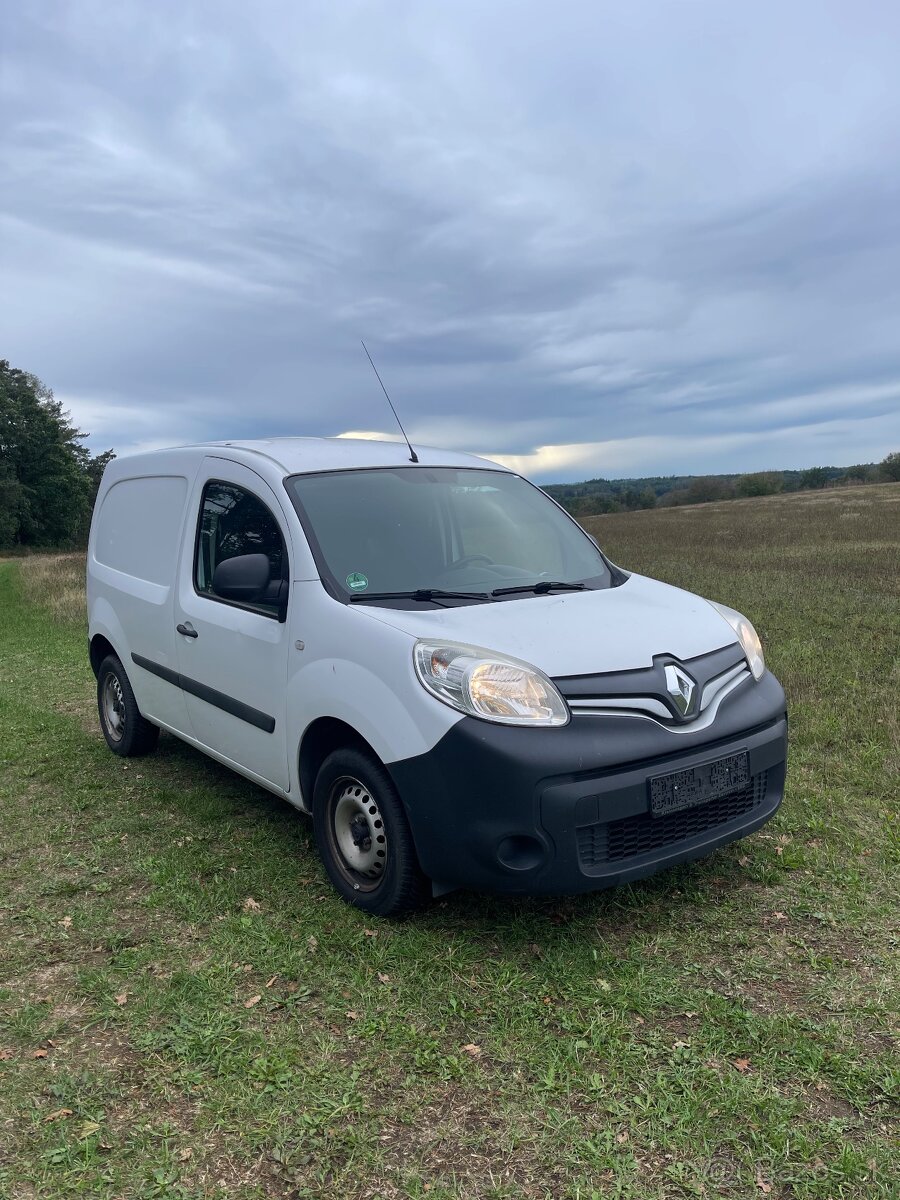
[350, 588, 493, 604]
[491, 581, 588, 597]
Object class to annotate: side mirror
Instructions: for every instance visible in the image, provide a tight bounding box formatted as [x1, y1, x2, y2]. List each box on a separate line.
[212, 553, 271, 603]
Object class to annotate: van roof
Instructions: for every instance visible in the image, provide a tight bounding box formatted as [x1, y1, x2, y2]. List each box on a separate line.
[128, 437, 505, 476]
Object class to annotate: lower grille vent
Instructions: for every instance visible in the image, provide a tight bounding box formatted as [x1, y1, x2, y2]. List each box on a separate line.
[577, 772, 768, 868]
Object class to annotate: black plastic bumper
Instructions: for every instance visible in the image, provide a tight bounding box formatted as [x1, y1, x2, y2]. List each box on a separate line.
[388, 671, 787, 895]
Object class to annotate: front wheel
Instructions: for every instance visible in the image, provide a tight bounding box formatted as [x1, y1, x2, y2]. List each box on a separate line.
[97, 655, 160, 757]
[313, 748, 429, 917]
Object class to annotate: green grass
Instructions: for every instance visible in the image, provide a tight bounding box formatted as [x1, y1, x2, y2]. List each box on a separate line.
[1, 484, 898, 1199]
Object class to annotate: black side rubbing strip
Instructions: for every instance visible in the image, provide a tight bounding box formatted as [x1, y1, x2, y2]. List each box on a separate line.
[132, 654, 181, 689]
[131, 653, 276, 734]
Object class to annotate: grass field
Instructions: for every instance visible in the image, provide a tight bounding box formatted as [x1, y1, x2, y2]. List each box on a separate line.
[1, 484, 898, 1200]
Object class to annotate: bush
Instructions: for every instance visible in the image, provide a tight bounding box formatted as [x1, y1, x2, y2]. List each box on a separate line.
[736, 471, 783, 497]
[799, 466, 830, 490]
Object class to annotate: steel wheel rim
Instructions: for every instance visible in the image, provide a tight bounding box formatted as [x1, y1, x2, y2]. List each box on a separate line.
[103, 673, 126, 741]
[329, 776, 387, 891]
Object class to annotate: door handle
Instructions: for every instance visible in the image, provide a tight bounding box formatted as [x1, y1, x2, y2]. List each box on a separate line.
[176, 623, 199, 639]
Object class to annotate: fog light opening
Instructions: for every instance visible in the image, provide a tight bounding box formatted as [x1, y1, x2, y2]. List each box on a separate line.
[497, 835, 546, 872]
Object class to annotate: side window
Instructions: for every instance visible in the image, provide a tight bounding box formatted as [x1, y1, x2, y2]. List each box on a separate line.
[194, 481, 287, 617]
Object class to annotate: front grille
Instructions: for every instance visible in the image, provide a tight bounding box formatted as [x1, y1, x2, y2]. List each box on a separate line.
[577, 771, 768, 868]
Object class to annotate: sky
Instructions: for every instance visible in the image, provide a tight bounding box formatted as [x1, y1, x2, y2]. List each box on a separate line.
[2, 1, 899, 483]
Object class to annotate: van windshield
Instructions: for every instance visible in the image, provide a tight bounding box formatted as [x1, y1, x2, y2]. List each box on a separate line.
[286, 467, 611, 603]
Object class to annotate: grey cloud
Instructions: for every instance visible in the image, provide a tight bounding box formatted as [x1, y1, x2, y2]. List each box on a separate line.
[1, 0, 899, 477]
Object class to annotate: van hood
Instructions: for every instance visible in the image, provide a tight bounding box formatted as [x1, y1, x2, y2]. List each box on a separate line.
[357, 573, 738, 677]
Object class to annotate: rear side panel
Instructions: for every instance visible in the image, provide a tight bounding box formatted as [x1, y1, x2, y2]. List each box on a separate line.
[88, 470, 193, 731]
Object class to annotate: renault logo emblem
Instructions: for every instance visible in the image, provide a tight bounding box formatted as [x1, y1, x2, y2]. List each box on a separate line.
[664, 663, 696, 716]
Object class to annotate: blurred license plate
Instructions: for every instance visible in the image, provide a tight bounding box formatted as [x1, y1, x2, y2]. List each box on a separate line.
[649, 752, 750, 817]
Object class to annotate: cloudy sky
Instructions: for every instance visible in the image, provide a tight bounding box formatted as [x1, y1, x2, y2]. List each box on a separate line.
[2, 1, 899, 481]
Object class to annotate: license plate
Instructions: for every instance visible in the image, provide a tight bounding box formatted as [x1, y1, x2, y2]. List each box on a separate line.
[649, 752, 750, 817]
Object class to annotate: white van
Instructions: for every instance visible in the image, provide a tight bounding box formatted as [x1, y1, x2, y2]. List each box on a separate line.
[87, 438, 787, 915]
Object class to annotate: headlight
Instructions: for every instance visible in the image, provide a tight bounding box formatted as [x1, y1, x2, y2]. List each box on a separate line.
[413, 641, 569, 726]
[708, 601, 765, 680]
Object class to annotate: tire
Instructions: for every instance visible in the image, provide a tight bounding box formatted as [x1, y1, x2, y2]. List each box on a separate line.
[313, 747, 430, 917]
[97, 655, 160, 758]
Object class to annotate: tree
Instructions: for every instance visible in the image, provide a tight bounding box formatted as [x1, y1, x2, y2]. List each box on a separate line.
[842, 464, 874, 484]
[685, 476, 733, 504]
[880, 451, 900, 482]
[657, 488, 690, 507]
[568, 493, 620, 516]
[736, 471, 783, 497]
[799, 466, 830, 490]
[0, 360, 113, 549]
[86, 448, 116, 511]
[0, 455, 18, 547]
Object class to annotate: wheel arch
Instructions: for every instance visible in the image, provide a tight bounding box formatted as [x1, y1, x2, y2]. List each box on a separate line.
[89, 633, 119, 677]
[298, 716, 382, 812]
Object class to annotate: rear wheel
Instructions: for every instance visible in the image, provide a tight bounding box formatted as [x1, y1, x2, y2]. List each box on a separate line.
[313, 747, 429, 917]
[97, 655, 160, 757]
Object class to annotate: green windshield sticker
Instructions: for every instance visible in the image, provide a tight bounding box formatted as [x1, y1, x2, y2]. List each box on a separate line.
[346, 572, 369, 592]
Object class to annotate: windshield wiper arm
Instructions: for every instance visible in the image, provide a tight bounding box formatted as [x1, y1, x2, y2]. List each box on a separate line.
[491, 581, 588, 597]
[350, 588, 493, 604]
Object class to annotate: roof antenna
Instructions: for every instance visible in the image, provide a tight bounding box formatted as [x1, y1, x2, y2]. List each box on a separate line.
[361, 339, 418, 463]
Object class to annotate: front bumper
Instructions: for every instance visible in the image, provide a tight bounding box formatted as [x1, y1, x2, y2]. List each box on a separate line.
[388, 670, 787, 895]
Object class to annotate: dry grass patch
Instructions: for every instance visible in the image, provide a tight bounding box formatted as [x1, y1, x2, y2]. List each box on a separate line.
[17, 553, 86, 626]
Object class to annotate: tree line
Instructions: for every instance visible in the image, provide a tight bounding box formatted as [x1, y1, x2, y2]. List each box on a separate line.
[545, 454, 900, 517]
[2, 356, 898, 545]
[0, 360, 114, 550]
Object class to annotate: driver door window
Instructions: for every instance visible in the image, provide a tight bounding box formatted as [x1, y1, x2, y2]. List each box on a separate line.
[195, 481, 287, 617]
